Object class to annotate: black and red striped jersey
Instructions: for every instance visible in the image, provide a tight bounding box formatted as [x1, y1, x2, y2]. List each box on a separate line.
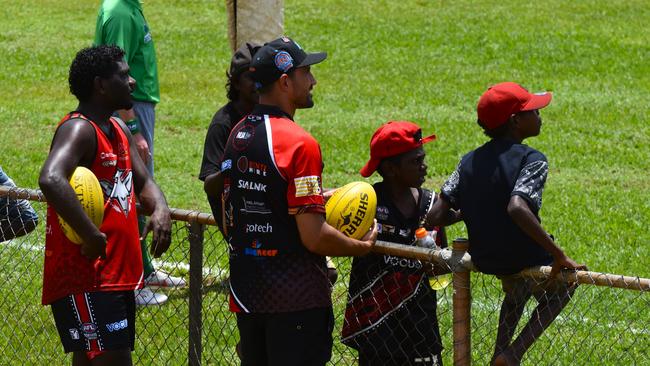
[341, 182, 443, 356]
[221, 104, 330, 313]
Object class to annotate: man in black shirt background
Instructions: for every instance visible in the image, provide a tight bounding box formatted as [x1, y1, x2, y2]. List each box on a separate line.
[200, 42, 261, 224]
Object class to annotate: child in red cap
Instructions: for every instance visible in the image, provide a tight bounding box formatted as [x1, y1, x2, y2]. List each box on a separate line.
[428, 82, 586, 366]
[342, 121, 460, 366]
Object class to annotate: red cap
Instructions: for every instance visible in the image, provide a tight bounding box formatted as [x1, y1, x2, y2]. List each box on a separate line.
[360, 121, 436, 177]
[477, 82, 552, 130]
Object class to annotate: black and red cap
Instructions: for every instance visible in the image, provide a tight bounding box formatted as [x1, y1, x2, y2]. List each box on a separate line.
[249, 36, 327, 88]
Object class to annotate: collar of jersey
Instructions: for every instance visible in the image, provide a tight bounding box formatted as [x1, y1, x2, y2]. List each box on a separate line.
[252, 104, 294, 121]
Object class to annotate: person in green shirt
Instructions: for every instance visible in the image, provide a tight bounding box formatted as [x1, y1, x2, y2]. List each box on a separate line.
[94, 0, 185, 306]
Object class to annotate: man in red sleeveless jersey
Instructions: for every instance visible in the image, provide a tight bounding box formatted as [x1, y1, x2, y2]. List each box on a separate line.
[220, 36, 378, 366]
[39, 45, 172, 366]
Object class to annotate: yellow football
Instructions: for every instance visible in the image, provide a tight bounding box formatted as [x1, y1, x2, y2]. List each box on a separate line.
[325, 181, 377, 240]
[57, 167, 105, 244]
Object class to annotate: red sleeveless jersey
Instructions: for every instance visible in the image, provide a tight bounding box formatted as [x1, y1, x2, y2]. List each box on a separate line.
[42, 113, 143, 305]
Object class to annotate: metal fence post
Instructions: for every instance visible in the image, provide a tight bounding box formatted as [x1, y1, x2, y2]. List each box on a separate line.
[188, 221, 204, 366]
[452, 238, 471, 366]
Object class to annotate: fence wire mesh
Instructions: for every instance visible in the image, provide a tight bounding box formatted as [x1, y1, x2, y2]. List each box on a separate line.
[0, 187, 648, 365]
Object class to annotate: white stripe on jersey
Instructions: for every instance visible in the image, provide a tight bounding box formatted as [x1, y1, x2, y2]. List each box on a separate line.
[264, 115, 286, 181]
[229, 281, 250, 313]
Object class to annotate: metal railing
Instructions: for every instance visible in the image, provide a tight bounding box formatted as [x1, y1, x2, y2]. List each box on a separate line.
[0, 185, 648, 365]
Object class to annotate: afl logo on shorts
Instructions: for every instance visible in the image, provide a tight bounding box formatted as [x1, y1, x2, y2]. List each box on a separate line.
[82, 323, 98, 340]
[232, 123, 255, 151]
[274, 51, 293, 72]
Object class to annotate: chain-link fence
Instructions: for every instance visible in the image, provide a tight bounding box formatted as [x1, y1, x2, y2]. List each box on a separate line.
[0, 186, 648, 365]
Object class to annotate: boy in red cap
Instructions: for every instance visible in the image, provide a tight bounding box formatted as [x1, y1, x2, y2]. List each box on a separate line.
[342, 121, 459, 366]
[428, 82, 586, 366]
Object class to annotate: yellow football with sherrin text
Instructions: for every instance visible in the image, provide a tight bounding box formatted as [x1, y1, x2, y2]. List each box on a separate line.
[57, 167, 105, 244]
[325, 181, 377, 240]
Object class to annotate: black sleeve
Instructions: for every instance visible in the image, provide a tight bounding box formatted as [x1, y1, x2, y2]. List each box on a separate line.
[198, 111, 234, 181]
[440, 162, 461, 209]
[511, 152, 548, 212]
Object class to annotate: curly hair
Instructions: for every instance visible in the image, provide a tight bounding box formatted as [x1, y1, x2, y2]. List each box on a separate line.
[225, 70, 239, 102]
[477, 118, 513, 139]
[68, 45, 125, 103]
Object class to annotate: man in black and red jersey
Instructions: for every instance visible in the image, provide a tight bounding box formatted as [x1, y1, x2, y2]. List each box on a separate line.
[39, 45, 172, 366]
[219, 36, 378, 365]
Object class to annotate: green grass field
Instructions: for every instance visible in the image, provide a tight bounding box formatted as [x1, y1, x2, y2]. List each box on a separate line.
[1, 0, 648, 364]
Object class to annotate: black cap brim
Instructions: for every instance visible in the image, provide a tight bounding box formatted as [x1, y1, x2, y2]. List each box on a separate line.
[296, 52, 327, 68]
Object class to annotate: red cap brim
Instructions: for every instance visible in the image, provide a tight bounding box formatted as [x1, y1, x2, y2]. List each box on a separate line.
[421, 134, 437, 144]
[522, 92, 552, 111]
[359, 157, 381, 178]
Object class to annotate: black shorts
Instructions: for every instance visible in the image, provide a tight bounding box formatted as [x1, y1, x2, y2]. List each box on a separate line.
[50, 290, 136, 354]
[236, 307, 334, 366]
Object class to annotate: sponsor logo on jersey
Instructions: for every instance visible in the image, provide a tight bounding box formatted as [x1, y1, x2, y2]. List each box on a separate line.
[274, 51, 294, 72]
[382, 224, 396, 234]
[246, 223, 273, 233]
[241, 199, 271, 214]
[68, 328, 80, 340]
[221, 159, 232, 171]
[236, 131, 251, 139]
[232, 123, 255, 151]
[100, 151, 117, 167]
[343, 192, 369, 237]
[82, 323, 98, 340]
[102, 160, 117, 167]
[294, 175, 321, 197]
[376, 206, 389, 221]
[143, 24, 152, 43]
[238, 180, 267, 192]
[117, 143, 129, 161]
[244, 239, 278, 257]
[237, 156, 267, 176]
[383, 255, 423, 269]
[106, 319, 128, 332]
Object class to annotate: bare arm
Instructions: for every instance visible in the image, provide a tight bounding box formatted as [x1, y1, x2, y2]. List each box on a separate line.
[117, 108, 150, 164]
[295, 212, 377, 257]
[203, 171, 223, 198]
[115, 119, 171, 258]
[425, 194, 462, 228]
[322, 187, 335, 202]
[39, 119, 107, 259]
[507, 195, 586, 277]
